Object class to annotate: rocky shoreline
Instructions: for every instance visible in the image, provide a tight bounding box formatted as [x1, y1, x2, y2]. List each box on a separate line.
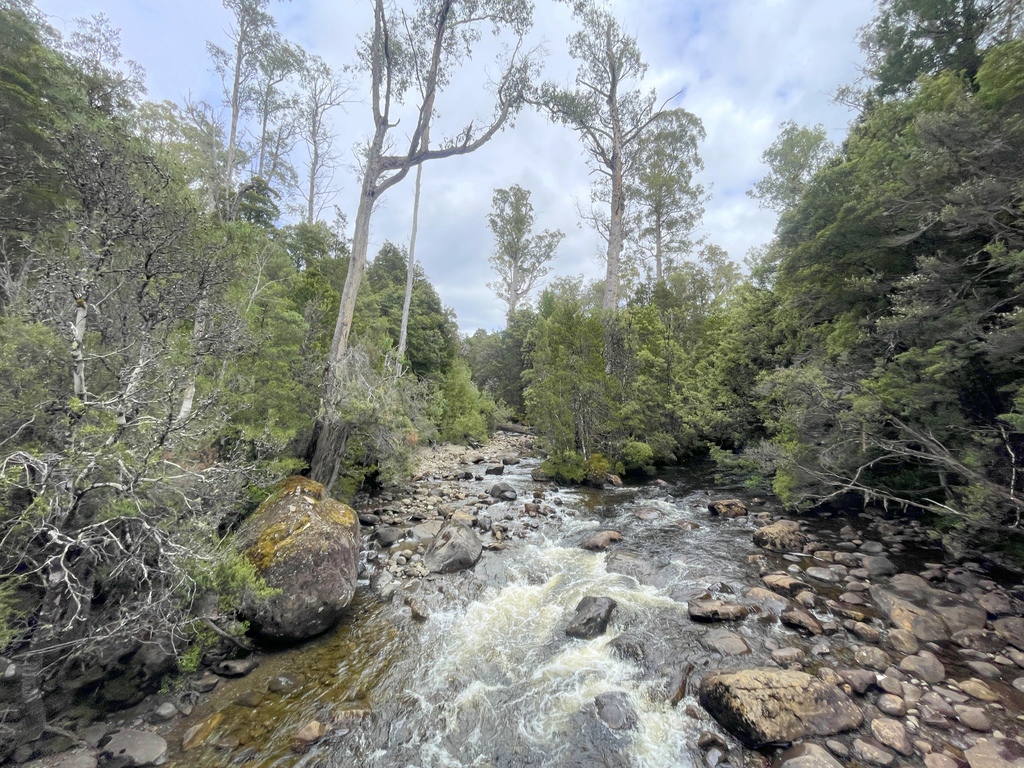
[14, 430, 1024, 768]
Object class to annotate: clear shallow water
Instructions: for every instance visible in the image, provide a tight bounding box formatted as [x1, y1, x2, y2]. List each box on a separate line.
[163, 462, 822, 768]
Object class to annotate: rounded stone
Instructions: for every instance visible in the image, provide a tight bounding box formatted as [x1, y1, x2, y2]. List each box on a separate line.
[877, 693, 906, 716]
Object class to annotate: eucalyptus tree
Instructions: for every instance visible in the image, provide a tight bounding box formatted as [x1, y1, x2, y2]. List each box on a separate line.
[539, 2, 674, 311]
[628, 108, 706, 283]
[298, 54, 351, 224]
[252, 32, 304, 191]
[309, 0, 538, 488]
[748, 120, 836, 214]
[487, 184, 563, 316]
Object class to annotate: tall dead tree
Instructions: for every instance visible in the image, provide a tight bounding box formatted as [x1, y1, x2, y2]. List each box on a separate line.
[308, 0, 538, 488]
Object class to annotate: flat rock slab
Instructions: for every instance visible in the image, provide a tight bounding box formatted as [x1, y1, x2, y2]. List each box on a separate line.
[102, 729, 168, 767]
[698, 668, 863, 748]
[965, 738, 1024, 767]
[688, 600, 749, 622]
[702, 629, 752, 656]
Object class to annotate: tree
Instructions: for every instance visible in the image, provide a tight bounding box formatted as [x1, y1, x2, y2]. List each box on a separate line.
[486, 184, 563, 316]
[297, 54, 350, 224]
[629, 108, 706, 282]
[539, 2, 672, 311]
[748, 121, 836, 214]
[207, 0, 277, 213]
[251, 31, 303, 193]
[309, 0, 537, 488]
[860, 0, 991, 96]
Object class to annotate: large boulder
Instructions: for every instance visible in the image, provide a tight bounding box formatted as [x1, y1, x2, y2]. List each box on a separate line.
[423, 522, 482, 573]
[698, 668, 863, 748]
[752, 520, 807, 552]
[237, 477, 360, 641]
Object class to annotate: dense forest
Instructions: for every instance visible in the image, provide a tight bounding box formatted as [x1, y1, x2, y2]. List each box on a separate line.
[1, 0, 1023, 755]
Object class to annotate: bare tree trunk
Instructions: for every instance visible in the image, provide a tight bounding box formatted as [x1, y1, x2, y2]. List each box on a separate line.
[603, 74, 625, 313]
[397, 129, 429, 372]
[225, 35, 244, 207]
[306, 136, 319, 225]
[71, 297, 88, 399]
[654, 210, 663, 282]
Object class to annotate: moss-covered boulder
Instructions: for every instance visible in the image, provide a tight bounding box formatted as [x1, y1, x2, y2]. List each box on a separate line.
[237, 477, 360, 641]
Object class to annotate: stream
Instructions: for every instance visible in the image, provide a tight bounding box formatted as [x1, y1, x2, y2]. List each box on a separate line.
[159, 444, 1017, 768]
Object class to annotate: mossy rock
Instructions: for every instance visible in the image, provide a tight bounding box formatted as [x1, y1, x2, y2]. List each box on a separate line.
[237, 477, 360, 642]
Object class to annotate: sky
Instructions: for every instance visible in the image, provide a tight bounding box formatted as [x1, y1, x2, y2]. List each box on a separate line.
[35, 0, 877, 333]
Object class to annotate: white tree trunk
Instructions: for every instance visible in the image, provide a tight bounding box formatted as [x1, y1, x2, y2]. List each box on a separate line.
[396, 160, 423, 372]
[71, 298, 88, 400]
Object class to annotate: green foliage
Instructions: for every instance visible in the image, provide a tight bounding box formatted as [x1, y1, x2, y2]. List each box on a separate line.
[539, 450, 585, 484]
[620, 440, 654, 476]
[435, 359, 497, 444]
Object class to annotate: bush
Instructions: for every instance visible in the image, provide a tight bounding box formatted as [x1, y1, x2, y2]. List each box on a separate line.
[620, 440, 655, 476]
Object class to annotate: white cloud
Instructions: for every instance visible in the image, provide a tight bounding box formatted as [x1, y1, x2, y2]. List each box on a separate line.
[35, 0, 875, 332]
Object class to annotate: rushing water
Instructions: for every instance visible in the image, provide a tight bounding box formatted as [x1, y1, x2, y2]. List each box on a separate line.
[163, 458, 882, 768]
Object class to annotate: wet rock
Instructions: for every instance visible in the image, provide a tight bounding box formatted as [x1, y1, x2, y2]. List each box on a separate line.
[753, 520, 807, 552]
[565, 596, 617, 639]
[582, 530, 623, 551]
[423, 522, 482, 574]
[886, 628, 920, 656]
[698, 668, 862, 748]
[291, 720, 327, 753]
[606, 551, 668, 587]
[191, 672, 219, 693]
[702, 629, 751, 656]
[953, 628, 1005, 654]
[25, 750, 98, 768]
[955, 704, 992, 731]
[870, 716, 913, 756]
[237, 477, 360, 641]
[608, 633, 646, 665]
[925, 754, 959, 768]
[771, 647, 805, 666]
[708, 499, 747, 517]
[964, 738, 1024, 767]
[877, 693, 906, 716]
[805, 566, 839, 583]
[530, 468, 552, 483]
[267, 674, 300, 694]
[213, 658, 259, 678]
[234, 690, 263, 708]
[781, 607, 823, 635]
[594, 691, 637, 730]
[762, 573, 811, 598]
[182, 712, 224, 750]
[375, 526, 406, 546]
[501, 455, 520, 466]
[979, 591, 1016, 618]
[777, 742, 844, 768]
[960, 678, 1000, 702]
[898, 651, 945, 683]
[855, 646, 891, 671]
[861, 556, 898, 577]
[838, 667, 877, 694]
[852, 622, 883, 643]
[149, 702, 177, 722]
[633, 506, 661, 521]
[101, 729, 168, 767]
[744, 587, 793, 614]
[967, 660, 1002, 679]
[488, 482, 517, 501]
[994, 617, 1024, 651]
[852, 738, 894, 766]
[484, 465, 505, 475]
[688, 600, 749, 622]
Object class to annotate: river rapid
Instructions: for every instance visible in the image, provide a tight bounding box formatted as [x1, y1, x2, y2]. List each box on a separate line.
[158, 435, 1022, 768]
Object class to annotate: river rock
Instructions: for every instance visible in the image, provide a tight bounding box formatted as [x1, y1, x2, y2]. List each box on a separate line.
[702, 629, 751, 656]
[960, 678, 1000, 702]
[688, 600, 749, 622]
[994, 617, 1024, 650]
[423, 522, 482, 573]
[855, 646, 891, 671]
[956, 704, 993, 731]
[805, 566, 839, 583]
[101, 729, 168, 767]
[861, 556, 898, 577]
[744, 586, 793, 614]
[762, 573, 811, 598]
[753, 520, 807, 552]
[781, 607, 823, 635]
[886, 628, 920, 655]
[582, 530, 623, 551]
[566, 596, 617, 639]
[291, 720, 327, 752]
[964, 738, 1024, 767]
[594, 691, 637, 730]
[237, 476, 360, 641]
[488, 482, 517, 500]
[777, 742, 844, 768]
[870, 716, 913, 756]
[484, 464, 505, 475]
[708, 499, 747, 517]
[899, 651, 945, 683]
[698, 668, 862, 748]
[213, 658, 259, 678]
[838, 668, 876, 694]
[877, 693, 906, 716]
[853, 738, 895, 766]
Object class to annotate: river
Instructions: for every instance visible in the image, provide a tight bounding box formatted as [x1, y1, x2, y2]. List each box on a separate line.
[162, 446, 985, 768]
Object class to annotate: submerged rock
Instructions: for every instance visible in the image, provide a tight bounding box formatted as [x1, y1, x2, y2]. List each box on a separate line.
[698, 668, 863, 748]
[582, 530, 623, 551]
[594, 691, 638, 730]
[423, 522, 482, 573]
[237, 477, 360, 641]
[688, 600, 749, 622]
[101, 729, 168, 767]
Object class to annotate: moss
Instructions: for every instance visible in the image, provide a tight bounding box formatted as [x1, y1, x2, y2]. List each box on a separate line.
[242, 476, 357, 572]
